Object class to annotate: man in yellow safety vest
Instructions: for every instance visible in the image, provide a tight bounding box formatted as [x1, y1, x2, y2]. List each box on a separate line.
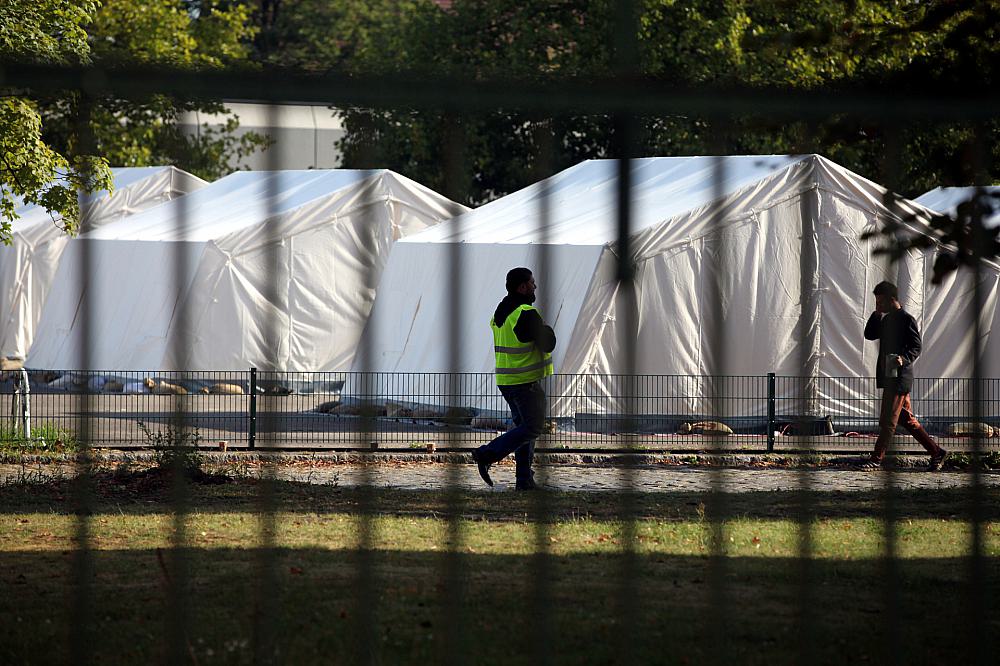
[471, 267, 555, 490]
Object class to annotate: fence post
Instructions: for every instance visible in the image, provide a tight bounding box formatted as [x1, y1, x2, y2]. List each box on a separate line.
[767, 373, 776, 453]
[248, 367, 257, 450]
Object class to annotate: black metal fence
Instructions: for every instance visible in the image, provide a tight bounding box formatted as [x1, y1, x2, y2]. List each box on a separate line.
[3, 3, 998, 665]
[5, 369, 999, 452]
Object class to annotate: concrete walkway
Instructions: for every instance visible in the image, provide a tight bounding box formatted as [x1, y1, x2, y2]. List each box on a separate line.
[3, 451, 998, 494]
[273, 461, 1000, 493]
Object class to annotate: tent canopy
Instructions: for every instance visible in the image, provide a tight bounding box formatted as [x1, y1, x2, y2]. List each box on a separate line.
[358, 155, 999, 418]
[1, 166, 206, 360]
[27, 169, 467, 371]
[914, 185, 1000, 228]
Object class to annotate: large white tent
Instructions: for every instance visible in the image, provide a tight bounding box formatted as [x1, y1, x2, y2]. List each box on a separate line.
[911, 184, 1000, 402]
[358, 155, 1000, 419]
[915, 185, 1000, 228]
[27, 169, 467, 371]
[1, 167, 206, 361]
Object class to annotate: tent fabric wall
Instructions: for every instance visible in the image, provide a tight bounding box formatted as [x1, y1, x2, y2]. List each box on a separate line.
[0, 167, 206, 361]
[359, 155, 999, 419]
[915, 185, 1000, 228]
[27, 170, 467, 371]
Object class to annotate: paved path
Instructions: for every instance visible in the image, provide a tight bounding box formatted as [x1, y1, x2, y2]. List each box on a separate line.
[274, 462, 1000, 493]
[4, 458, 998, 494]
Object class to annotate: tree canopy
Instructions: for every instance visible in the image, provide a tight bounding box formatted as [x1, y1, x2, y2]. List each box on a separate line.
[1, 0, 265, 244]
[332, 0, 999, 205]
[0, 0, 111, 244]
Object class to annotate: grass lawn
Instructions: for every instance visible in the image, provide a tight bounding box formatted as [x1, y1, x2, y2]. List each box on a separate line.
[0, 466, 997, 665]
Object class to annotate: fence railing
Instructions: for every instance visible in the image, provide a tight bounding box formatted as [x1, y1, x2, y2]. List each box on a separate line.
[4, 369, 998, 452]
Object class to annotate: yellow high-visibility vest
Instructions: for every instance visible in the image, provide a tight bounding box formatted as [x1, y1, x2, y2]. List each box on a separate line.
[491, 304, 554, 385]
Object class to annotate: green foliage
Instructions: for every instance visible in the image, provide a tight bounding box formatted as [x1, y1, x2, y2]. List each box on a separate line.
[0, 0, 113, 244]
[251, 0, 430, 71]
[37, 0, 269, 182]
[90, 0, 252, 67]
[1, 0, 267, 233]
[333, 0, 1000, 208]
[0, 420, 78, 452]
[137, 419, 205, 474]
[137, 419, 202, 450]
[0, 0, 97, 64]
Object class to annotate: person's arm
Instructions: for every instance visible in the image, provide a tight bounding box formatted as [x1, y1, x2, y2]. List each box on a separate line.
[513, 309, 556, 352]
[863, 311, 882, 341]
[900, 314, 922, 365]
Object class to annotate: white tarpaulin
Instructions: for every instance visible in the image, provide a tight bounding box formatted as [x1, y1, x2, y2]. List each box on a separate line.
[0, 167, 206, 360]
[27, 169, 467, 371]
[915, 185, 1000, 228]
[358, 155, 1000, 418]
[913, 185, 1000, 406]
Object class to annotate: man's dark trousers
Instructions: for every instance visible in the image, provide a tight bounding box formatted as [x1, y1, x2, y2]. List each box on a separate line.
[481, 382, 546, 485]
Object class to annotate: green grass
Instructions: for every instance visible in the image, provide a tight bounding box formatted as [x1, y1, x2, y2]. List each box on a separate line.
[0, 421, 78, 454]
[0, 471, 997, 665]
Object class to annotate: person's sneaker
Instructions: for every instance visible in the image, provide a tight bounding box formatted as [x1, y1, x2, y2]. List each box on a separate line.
[858, 457, 883, 470]
[470, 448, 494, 487]
[928, 451, 949, 472]
[515, 477, 537, 491]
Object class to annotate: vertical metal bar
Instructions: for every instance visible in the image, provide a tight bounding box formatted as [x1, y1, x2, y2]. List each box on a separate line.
[249, 367, 257, 450]
[166, 92, 194, 665]
[705, 137, 731, 666]
[440, 112, 468, 665]
[346, 113, 378, 666]
[71, 88, 97, 666]
[252, 103, 282, 666]
[967, 125, 987, 666]
[528, 117, 555, 666]
[767, 372, 776, 452]
[795, 141, 820, 666]
[611, 0, 640, 645]
[878, 124, 903, 666]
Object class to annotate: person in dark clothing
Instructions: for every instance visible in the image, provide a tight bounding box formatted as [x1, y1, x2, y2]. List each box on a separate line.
[471, 267, 556, 490]
[861, 281, 947, 471]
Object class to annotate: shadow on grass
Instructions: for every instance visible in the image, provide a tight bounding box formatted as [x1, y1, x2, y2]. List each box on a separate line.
[1, 471, 999, 522]
[0, 545, 995, 666]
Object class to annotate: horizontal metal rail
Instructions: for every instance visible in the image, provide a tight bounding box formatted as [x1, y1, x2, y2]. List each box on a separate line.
[2, 61, 999, 120]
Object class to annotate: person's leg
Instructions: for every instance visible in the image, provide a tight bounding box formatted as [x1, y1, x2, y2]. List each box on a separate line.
[897, 395, 946, 462]
[871, 389, 905, 463]
[472, 387, 527, 486]
[514, 384, 546, 487]
[480, 384, 543, 462]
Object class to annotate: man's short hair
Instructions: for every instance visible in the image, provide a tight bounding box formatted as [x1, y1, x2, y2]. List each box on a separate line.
[506, 267, 533, 293]
[873, 281, 898, 299]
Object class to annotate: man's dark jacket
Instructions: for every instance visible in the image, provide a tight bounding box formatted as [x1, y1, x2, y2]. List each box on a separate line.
[864, 308, 921, 393]
[493, 293, 556, 354]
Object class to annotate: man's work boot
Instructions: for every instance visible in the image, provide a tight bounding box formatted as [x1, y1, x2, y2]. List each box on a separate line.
[471, 447, 494, 487]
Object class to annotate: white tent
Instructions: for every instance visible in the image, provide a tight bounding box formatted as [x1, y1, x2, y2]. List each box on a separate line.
[911, 185, 1000, 402]
[914, 185, 1000, 228]
[1, 167, 206, 361]
[358, 155, 1000, 419]
[27, 169, 467, 371]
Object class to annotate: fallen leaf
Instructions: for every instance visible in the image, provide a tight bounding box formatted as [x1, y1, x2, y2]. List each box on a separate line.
[289, 566, 304, 575]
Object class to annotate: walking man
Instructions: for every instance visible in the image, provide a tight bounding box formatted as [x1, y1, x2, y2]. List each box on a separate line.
[471, 267, 555, 490]
[861, 281, 947, 471]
